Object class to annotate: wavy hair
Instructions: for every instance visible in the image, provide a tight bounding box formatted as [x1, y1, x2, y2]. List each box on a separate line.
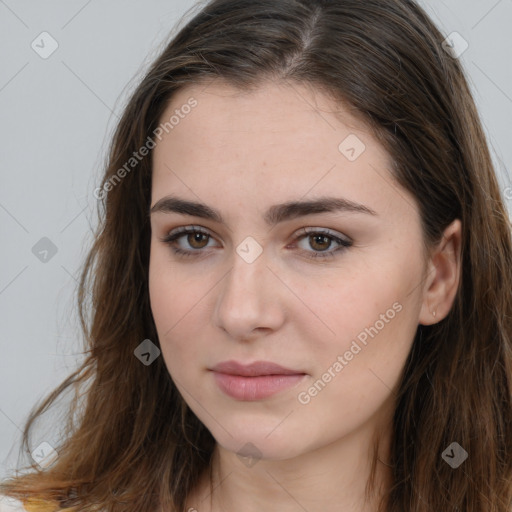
[2, 0, 511, 511]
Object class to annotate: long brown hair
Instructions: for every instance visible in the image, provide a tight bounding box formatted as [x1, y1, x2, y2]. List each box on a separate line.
[2, 0, 511, 511]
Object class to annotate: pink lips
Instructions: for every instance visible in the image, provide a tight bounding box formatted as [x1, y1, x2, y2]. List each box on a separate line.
[210, 360, 306, 401]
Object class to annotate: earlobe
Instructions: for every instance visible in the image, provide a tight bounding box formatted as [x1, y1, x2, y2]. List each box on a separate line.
[418, 219, 462, 326]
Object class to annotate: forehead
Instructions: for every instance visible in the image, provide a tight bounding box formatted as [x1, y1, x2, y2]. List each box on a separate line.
[151, 80, 415, 221]
[157, 79, 372, 152]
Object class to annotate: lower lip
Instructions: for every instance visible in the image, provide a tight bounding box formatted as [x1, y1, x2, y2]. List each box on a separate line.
[212, 372, 306, 401]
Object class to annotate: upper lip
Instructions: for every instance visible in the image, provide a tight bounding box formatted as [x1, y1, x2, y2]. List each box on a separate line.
[211, 360, 305, 377]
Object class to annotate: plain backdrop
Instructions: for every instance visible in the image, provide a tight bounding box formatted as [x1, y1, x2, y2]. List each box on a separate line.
[0, 0, 511, 480]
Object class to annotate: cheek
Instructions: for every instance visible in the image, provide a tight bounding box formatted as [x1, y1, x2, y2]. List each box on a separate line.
[149, 248, 184, 343]
[148, 242, 203, 326]
[287, 264, 399, 345]
[292, 275, 418, 447]
[293, 251, 421, 382]
[148, 245, 213, 375]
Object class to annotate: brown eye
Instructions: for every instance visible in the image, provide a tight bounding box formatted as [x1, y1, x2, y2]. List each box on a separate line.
[308, 234, 332, 252]
[161, 226, 352, 261]
[161, 227, 217, 258]
[187, 232, 209, 249]
[293, 227, 353, 260]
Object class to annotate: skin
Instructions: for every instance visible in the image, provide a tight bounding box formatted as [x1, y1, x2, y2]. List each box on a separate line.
[148, 79, 461, 512]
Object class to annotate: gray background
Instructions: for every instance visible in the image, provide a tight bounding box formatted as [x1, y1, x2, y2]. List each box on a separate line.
[0, 0, 511, 479]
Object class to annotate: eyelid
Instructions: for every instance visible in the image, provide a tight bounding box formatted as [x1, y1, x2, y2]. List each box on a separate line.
[292, 226, 351, 244]
[160, 225, 352, 259]
[163, 225, 350, 243]
[166, 225, 215, 239]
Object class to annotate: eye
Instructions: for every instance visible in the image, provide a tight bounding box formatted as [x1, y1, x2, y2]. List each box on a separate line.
[160, 226, 218, 258]
[290, 227, 352, 260]
[159, 226, 352, 260]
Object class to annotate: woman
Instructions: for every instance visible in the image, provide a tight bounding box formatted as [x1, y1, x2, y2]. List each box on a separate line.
[1, 0, 511, 511]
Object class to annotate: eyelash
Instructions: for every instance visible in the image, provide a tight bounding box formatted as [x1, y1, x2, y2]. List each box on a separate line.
[159, 226, 353, 260]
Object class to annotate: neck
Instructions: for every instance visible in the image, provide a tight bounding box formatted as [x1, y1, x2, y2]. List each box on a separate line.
[187, 417, 393, 512]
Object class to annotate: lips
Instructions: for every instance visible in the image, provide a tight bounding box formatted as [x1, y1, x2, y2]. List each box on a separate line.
[211, 360, 303, 376]
[210, 360, 307, 400]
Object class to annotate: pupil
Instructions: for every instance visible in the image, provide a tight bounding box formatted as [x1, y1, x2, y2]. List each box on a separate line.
[312, 235, 329, 251]
[189, 233, 207, 248]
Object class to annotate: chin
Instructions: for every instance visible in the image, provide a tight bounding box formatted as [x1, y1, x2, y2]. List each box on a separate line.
[220, 437, 303, 463]
[203, 417, 310, 463]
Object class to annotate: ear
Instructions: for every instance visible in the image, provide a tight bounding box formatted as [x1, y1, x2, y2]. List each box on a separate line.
[418, 219, 462, 326]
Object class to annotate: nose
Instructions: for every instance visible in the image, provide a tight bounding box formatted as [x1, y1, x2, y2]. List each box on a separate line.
[213, 245, 286, 341]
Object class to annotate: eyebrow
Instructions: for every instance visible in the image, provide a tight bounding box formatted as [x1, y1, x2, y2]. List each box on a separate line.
[150, 195, 377, 226]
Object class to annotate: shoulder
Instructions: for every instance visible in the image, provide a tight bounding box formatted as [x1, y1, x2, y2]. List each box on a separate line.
[0, 495, 58, 512]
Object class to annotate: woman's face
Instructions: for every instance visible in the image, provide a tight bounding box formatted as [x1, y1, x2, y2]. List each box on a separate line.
[149, 80, 429, 461]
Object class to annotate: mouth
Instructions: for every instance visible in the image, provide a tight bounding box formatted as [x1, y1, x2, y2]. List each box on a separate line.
[210, 360, 307, 401]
